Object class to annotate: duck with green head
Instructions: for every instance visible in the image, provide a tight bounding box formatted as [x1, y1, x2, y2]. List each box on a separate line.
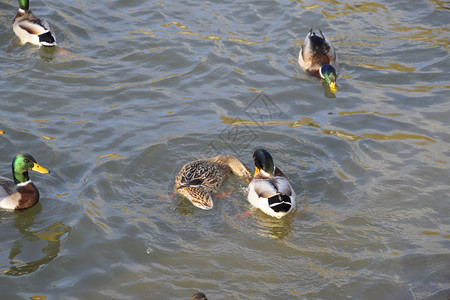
[13, 0, 57, 47]
[247, 149, 296, 219]
[298, 28, 338, 93]
[0, 154, 50, 210]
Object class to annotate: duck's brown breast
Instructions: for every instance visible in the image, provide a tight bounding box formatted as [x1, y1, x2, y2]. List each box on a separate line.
[15, 181, 40, 210]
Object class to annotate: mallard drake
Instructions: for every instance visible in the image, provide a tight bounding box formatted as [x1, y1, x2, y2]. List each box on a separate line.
[0, 153, 50, 210]
[13, 0, 57, 47]
[248, 149, 296, 219]
[175, 155, 251, 210]
[298, 28, 338, 93]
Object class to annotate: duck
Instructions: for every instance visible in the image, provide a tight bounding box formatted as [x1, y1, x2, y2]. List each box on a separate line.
[190, 292, 207, 300]
[13, 0, 57, 47]
[175, 155, 251, 210]
[0, 153, 50, 210]
[248, 149, 296, 219]
[298, 28, 338, 93]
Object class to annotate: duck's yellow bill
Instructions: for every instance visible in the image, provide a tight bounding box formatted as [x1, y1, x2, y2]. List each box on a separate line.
[329, 82, 337, 93]
[32, 163, 50, 174]
[254, 167, 260, 177]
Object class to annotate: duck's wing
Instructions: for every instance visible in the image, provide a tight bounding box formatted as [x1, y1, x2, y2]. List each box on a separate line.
[319, 29, 337, 64]
[253, 167, 293, 196]
[179, 186, 214, 210]
[0, 177, 16, 198]
[176, 160, 227, 190]
[18, 14, 51, 36]
[272, 177, 293, 196]
[300, 28, 315, 63]
[252, 179, 279, 198]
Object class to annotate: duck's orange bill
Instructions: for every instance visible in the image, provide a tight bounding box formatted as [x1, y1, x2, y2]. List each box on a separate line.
[32, 163, 50, 174]
[329, 82, 337, 93]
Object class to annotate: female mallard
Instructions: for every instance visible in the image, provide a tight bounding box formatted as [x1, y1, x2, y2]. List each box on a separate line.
[13, 0, 57, 47]
[0, 154, 50, 210]
[190, 292, 207, 300]
[248, 149, 296, 219]
[298, 28, 337, 93]
[175, 155, 251, 210]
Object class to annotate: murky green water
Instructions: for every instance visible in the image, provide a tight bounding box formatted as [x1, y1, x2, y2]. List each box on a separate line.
[1, 0, 449, 299]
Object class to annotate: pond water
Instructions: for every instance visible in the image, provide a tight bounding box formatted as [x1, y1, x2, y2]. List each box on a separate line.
[0, 0, 449, 299]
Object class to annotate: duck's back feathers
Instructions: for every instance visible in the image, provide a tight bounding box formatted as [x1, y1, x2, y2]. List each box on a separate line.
[175, 155, 250, 210]
[176, 159, 230, 191]
[252, 172, 293, 199]
[299, 28, 337, 75]
[175, 159, 223, 210]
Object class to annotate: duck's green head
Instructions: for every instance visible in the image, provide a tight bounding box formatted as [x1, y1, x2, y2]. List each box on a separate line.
[18, 0, 29, 11]
[253, 149, 274, 176]
[12, 153, 50, 184]
[320, 65, 337, 93]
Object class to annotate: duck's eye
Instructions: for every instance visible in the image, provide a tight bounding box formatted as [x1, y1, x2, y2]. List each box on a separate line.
[24, 159, 30, 163]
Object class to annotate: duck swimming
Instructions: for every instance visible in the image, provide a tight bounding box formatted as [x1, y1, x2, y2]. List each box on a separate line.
[298, 28, 338, 93]
[13, 0, 57, 47]
[175, 155, 250, 210]
[248, 149, 296, 219]
[0, 153, 50, 210]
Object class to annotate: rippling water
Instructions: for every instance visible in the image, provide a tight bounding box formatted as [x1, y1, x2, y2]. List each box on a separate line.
[1, 0, 449, 298]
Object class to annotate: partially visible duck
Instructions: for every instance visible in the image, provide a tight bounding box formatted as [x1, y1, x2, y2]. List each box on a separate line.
[248, 149, 296, 219]
[0, 153, 50, 210]
[190, 292, 207, 300]
[175, 155, 251, 210]
[298, 28, 337, 93]
[13, 0, 57, 47]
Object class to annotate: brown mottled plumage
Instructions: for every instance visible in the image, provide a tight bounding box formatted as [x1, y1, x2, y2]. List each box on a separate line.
[190, 292, 207, 300]
[175, 155, 250, 210]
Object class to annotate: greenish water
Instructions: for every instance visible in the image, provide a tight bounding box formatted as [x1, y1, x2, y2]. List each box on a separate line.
[0, 0, 449, 299]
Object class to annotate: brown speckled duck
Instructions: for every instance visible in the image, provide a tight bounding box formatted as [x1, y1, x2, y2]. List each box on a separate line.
[175, 155, 250, 210]
[0, 154, 50, 210]
[190, 292, 207, 300]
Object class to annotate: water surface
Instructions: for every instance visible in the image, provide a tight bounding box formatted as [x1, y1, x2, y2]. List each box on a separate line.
[0, 0, 449, 299]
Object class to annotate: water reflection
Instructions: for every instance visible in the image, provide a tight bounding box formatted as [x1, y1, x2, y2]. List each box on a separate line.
[253, 211, 295, 241]
[225, 206, 296, 241]
[0, 207, 71, 276]
[220, 115, 436, 143]
[321, 80, 337, 98]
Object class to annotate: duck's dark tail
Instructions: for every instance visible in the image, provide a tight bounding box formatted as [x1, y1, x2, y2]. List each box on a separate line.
[268, 194, 292, 212]
[39, 31, 56, 47]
